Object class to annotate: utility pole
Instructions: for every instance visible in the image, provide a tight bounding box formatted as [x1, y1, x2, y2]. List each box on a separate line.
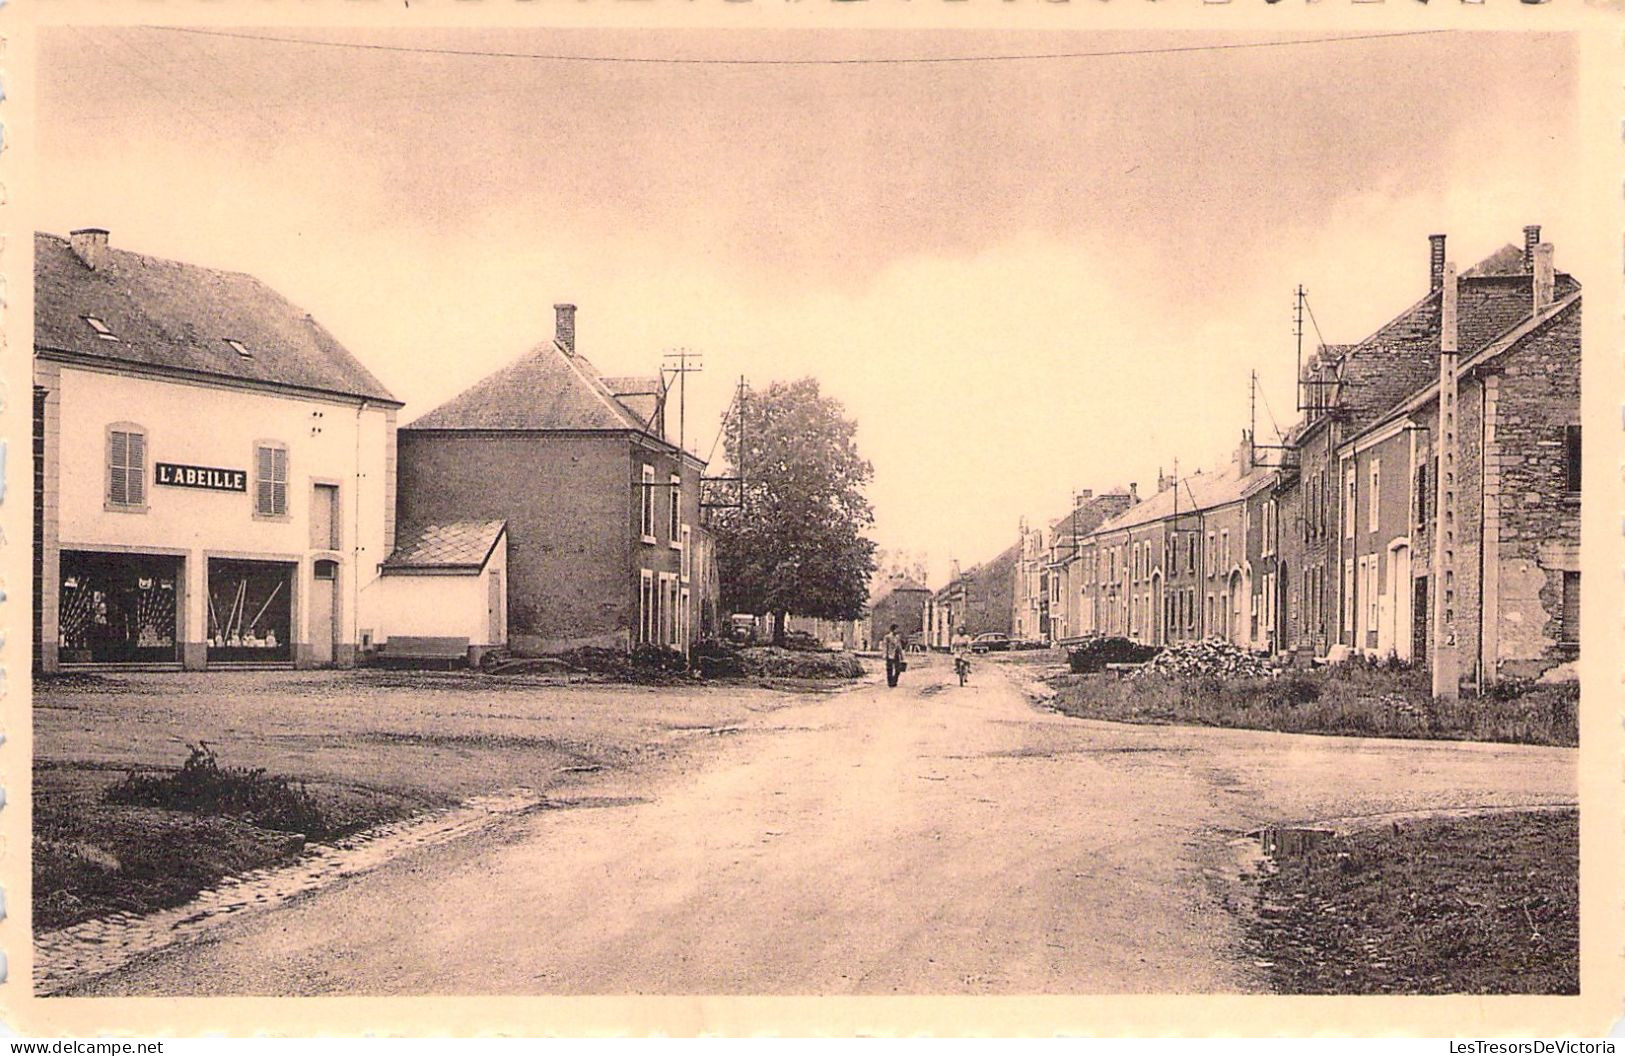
[662, 348, 704, 460]
[1431, 259, 1461, 702]
[1293, 286, 1305, 411]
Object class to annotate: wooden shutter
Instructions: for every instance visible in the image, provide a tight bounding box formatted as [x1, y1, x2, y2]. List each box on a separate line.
[256, 446, 275, 515]
[1562, 572, 1580, 643]
[272, 448, 288, 515]
[108, 428, 144, 506]
[108, 430, 128, 506]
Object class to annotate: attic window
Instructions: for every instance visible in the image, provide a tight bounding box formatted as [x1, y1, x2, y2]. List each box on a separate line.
[224, 339, 253, 359]
[82, 316, 118, 341]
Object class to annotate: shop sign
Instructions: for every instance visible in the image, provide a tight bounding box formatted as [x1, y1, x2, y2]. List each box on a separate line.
[155, 462, 248, 493]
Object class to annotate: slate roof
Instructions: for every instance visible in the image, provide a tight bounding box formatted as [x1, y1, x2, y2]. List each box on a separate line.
[383, 520, 507, 572]
[405, 338, 659, 435]
[34, 232, 398, 404]
[1094, 462, 1272, 535]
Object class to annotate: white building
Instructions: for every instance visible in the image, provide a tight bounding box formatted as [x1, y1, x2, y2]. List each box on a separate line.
[33, 229, 401, 671]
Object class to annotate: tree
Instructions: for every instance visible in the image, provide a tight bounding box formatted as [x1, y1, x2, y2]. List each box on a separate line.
[708, 378, 878, 646]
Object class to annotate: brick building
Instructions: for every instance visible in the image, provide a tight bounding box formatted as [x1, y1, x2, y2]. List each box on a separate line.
[397, 304, 710, 656]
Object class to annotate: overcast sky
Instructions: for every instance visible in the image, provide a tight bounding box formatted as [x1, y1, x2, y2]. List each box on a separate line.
[37, 27, 1578, 586]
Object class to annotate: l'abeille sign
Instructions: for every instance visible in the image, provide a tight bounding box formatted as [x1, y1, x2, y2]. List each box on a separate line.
[155, 462, 248, 493]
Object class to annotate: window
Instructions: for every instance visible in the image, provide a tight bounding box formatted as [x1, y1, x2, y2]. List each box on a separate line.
[106, 424, 147, 509]
[1187, 534, 1196, 574]
[254, 443, 289, 518]
[1344, 466, 1356, 538]
[1561, 571, 1580, 645]
[640, 464, 656, 542]
[1359, 556, 1379, 645]
[680, 525, 692, 582]
[639, 570, 656, 644]
[82, 315, 119, 341]
[1565, 425, 1581, 495]
[1414, 462, 1429, 528]
[1206, 533, 1215, 576]
[1368, 459, 1381, 533]
[311, 483, 341, 550]
[1221, 530, 1230, 570]
[680, 588, 692, 650]
[669, 474, 682, 544]
[1342, 558, 1356, 644]
[223, 338, 253, 359]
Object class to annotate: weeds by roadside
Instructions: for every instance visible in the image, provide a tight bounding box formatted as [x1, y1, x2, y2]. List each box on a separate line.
[1247, 809, 1578, 994]
[105, 743, 338, 838]
[1046, 664, 1577, 746]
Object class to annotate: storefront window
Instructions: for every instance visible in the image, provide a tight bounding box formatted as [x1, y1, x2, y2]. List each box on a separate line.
[208, 558, 294, 662]
[58, 551, 179, 664]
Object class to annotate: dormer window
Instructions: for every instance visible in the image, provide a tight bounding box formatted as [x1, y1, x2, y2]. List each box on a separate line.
[82, 316, 118, 341]
[224, 339, 253, 359]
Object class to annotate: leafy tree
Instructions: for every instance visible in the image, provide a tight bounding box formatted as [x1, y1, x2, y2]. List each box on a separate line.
[708, 378, 878, 645]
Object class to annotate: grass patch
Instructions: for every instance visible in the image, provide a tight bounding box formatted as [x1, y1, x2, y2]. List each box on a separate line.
[36, 747, 433, 931]
[1248, 809, 1578, 994]
[1047, 664, 1576, 746]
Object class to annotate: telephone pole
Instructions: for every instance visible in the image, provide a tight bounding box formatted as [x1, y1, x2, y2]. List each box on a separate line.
[1431, 258, 1461, 702]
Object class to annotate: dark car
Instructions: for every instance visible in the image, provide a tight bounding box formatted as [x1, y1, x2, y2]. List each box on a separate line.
[971, 633, 1011, 654]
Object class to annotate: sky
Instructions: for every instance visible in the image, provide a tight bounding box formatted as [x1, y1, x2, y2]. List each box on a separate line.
[36, 27, 1579, 587]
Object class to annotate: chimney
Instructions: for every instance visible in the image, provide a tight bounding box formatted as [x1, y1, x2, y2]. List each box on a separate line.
[553, 302, 577, 356]
[1074, 489, 1093, 506]
[1128, 482, 1139, 503]
[70, 228, 109, 271]
[1428, 234, 1447, 291]
[1523, 225, 1542, 270]
[1238, 430, 1255, 474]
[1532, 242, 1555, 313]
[1157, 469, 1171, 494]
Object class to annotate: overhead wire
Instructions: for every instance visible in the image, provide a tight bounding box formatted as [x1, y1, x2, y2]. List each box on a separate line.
[151, 27, 1450, 67]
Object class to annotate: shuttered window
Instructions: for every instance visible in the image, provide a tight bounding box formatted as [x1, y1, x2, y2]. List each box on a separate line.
[255, 443, 289, 517]
[107, 426, 147, 508]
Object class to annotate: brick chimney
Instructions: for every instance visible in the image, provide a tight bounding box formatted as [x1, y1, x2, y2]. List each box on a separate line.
[554, 303, 577, 356]
[1523, 225, 1542, 270]
[1074, 489, 1093, 506]
[1237, 430, 1255, 474]
[70, 228, 109, 271]
[1429, 234, 1447, 291]
[1532, 242, 1555, 312]
[1157, 469, 1172, 494]
[1128, 482, 1139, 503]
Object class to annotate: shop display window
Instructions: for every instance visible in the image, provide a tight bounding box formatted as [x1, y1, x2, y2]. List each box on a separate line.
[207, 558, 294, 662]
[58, 551, 180, 664]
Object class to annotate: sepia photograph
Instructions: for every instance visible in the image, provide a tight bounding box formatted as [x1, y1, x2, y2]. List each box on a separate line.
[9, 10, 1618, 1037]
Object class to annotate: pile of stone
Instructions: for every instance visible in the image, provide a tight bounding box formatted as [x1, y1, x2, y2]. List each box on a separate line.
[1130, 637, 1279, 680]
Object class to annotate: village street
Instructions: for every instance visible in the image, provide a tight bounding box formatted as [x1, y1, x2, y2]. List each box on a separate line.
[64, 657, 1576, 997]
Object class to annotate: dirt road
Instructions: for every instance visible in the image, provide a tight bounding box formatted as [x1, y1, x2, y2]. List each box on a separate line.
[74, 657, 1575, 996]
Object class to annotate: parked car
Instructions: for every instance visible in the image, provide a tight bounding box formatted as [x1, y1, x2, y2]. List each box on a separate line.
[971, 632, 1011, 654]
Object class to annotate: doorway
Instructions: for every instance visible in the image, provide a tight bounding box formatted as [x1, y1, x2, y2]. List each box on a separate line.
[1388, 543, 1413, 662]
[311, 559, 339, 666]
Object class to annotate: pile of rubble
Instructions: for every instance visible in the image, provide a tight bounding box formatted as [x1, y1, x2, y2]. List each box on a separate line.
[1130, 637, 1279, 680]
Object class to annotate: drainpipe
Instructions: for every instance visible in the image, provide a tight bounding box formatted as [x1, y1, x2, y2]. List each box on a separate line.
[354, 398, 368, 662]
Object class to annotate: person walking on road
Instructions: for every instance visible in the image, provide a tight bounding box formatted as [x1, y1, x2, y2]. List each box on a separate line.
[882, 624, 906, 688]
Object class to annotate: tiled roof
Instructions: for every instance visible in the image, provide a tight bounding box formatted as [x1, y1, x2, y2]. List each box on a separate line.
[34, 232, 398, 404]
[404, 338, 656, 434]
[383, 520, 506, 572]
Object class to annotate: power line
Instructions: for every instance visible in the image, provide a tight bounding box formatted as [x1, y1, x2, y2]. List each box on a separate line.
[152, 26, 1450, 67]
